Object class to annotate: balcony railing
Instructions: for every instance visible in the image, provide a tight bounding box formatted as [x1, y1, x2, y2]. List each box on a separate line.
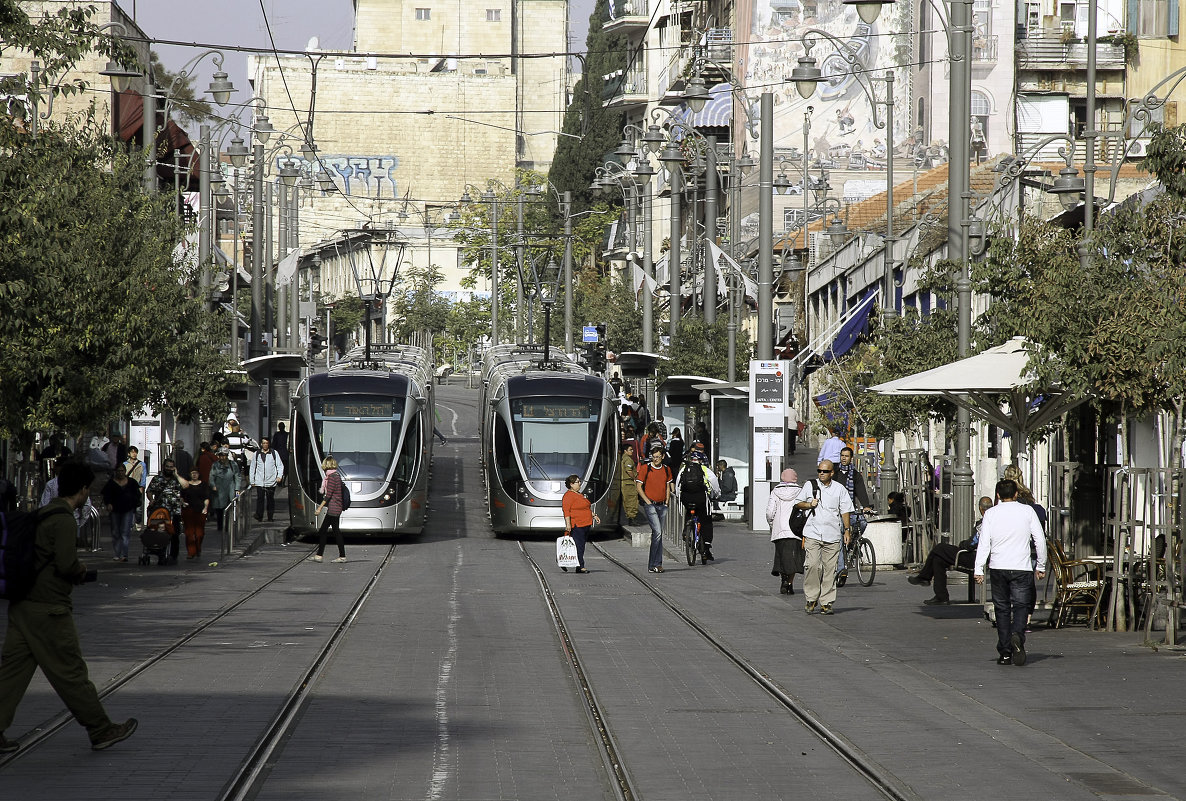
[1016, 32, 1126, 69]
[603, 0, 650, 32]
[602, 61, 648, 105]
[972, 34, 999, 63]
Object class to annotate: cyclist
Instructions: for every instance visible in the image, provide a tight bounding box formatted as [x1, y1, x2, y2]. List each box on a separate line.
[834, 446, 872, 587]
[676, 448, 720, 561]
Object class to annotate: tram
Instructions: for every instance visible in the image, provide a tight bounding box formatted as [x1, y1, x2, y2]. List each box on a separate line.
[289, 343, 434, 536]
[480, 345, 620, 535]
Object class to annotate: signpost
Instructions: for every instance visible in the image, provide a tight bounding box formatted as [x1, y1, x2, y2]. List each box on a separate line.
[748, 360, 791, 532]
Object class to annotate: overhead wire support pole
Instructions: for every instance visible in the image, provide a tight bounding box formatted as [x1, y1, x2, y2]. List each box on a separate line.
[704, 137, 718, 325]
[757, 92, 774, 361]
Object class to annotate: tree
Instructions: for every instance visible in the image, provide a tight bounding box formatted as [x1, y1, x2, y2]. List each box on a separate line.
[573, 264, 642, 357]
[659, 315, 752, 382]
[0, 121, 236, 444]
[548, 0, 627, 212]
[441, 296, 491, 365]
[389, 264, 450, 342]
[149, 51, 214, 130]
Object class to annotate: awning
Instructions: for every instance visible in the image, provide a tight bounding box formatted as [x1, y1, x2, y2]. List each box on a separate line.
[869, 337, 1089, 442]
[116, 90, 199, 190]
[793, 291, 878, 377]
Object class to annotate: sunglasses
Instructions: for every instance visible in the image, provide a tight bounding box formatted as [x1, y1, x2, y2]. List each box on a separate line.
[818, 469, 832, 474]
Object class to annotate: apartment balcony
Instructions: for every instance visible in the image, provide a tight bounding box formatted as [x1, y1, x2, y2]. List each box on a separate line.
[603, 0, 650, 34]
[659, 29, 735, 103]
[1016, 31, 1126, 71]
[603, 62, 649, 109]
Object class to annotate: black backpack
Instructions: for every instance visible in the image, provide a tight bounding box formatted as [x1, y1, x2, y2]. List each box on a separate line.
[788, 480, 820, 537]
[680, 464, 706, 498]
[339, 480, 352, 512]
[0, 506, 72, 602]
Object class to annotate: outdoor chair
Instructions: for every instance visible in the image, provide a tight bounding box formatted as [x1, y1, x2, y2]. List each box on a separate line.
[1047, 538, 1105, 628]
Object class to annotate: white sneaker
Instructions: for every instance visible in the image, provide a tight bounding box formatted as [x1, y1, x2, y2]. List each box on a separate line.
[331, 556, 347, 563]
[309, 555, 323, 562]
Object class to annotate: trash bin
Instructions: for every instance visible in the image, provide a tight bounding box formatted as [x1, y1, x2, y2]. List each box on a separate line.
[863, 516, 903, 568]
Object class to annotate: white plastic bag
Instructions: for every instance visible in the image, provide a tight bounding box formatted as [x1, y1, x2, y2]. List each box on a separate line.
[556, 535, 580, 569]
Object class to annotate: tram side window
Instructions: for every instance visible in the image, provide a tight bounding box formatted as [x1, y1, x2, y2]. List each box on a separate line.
[585, 417, 618, 500]
[393, 414, 421, 500]
[493, 417, 518, 488]
[296, 412, 321, 499]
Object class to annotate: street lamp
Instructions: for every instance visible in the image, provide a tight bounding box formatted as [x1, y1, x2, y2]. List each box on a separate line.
[341, 224, 409, 365]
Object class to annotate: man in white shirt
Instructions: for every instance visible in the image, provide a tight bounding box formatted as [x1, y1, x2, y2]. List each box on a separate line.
[817, 429, 845, 467]
[794, 460, 855, 615]
[974, 479, 1047, 666]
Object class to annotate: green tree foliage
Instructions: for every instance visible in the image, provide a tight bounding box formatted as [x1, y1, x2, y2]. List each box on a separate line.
[548, 1, 626, 211]
[0, 120, 235, 442]
[389, 264, 450, 342]
[659, 314, 752, 382]
[441, 296, 491, 364]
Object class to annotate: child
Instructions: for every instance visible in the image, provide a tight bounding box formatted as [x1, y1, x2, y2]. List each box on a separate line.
[561, 475, 599, 574]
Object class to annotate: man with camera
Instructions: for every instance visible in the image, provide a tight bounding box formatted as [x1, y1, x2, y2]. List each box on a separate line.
[0, 462, 137, 753]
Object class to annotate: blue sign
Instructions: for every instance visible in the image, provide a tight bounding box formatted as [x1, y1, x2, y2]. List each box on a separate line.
[582, 325, 599, 343]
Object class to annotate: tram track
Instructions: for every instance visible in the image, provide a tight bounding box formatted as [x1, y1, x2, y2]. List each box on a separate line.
[520, 538, 919, 801]
[0, 543, 398, 794]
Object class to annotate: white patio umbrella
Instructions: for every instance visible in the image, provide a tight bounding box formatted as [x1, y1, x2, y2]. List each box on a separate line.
[869, 337, 1088, 445]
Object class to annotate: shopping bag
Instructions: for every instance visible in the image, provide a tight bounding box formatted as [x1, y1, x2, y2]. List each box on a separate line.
[556, 535, 580, 569]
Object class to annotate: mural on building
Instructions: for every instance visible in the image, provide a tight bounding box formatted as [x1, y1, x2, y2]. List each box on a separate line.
[744, 0, 916, 172]
[277, 155, 401, 197]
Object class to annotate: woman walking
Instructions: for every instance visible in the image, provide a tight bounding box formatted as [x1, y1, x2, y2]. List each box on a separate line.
[312, 456, 347, 563]
[208, 449, 239, 532]
[562, 474, 599, 574]
[766, 468, 805, 595]
[180, 469, 210, 559]
[101, 465, 140, 562]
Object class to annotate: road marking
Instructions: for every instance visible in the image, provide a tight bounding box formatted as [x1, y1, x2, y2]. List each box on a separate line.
[437, 403, 461, 438]
[427, 546, 463, 800]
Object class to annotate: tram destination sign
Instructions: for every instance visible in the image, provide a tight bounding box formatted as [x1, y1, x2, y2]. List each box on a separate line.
[514, 400, 594, 421]
[748, 360, 790, 417]
[320, 400, 395, 418]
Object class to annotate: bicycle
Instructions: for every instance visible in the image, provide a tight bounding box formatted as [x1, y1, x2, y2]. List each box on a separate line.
[841, 528, 877, 587]
[682, 511, 704, 566]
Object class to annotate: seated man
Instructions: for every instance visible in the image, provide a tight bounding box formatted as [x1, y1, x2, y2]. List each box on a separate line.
[712, 460, 738, 519]
[908, 496, 993, 604]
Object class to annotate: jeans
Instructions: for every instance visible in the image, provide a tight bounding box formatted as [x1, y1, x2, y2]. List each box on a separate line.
[990, 569, 1035, 656]
[110, 510, 135, 559]
[641, 502, 667, 569]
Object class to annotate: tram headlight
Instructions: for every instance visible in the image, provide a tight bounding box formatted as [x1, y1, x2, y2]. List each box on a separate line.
[515, 482, 538, 505]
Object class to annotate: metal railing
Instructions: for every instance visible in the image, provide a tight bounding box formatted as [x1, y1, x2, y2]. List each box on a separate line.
[221, 488, 253, 557]
[1016, 32, 1125, 68]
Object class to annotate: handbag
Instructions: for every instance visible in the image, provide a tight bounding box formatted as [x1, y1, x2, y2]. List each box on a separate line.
[556, 535, 581, 569]
[789, 480, 819, 537]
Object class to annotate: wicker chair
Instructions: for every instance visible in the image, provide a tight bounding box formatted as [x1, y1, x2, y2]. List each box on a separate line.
[1047, 539, 1105, 628]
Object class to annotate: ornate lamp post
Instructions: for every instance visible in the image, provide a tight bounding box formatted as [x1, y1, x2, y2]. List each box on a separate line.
[342, 224, 409, 366]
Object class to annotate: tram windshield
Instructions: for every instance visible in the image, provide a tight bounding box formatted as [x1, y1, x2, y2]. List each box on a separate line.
[312, 395, 404, 481]
[510, 398, 600, 481]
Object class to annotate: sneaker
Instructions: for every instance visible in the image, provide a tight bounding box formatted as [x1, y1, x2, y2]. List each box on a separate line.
[820, 604, 834, 615]
[91, 718, 138, 751]
[649, 566, 664, 573]
[331, 557, 347, 563]
[996, 654, 1012, 665]
[907, 574, 930, 586]
[0, 733, 19, 753]
[309, 555, 323, 563]
[804, 601, 817, 614]
[836, 571, 848, 588]
[923, 596, 951, 605]
[1010, 633, 1027, 666]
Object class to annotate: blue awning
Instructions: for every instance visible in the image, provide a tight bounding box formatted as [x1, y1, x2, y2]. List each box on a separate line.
[822, 292, 875, 363]
[673, 83, 734, 133]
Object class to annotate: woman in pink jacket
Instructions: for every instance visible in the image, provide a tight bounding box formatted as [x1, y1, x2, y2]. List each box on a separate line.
[311, 456, 347, 563]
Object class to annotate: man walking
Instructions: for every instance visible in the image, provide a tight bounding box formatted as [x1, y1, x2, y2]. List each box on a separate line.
[794, 459, 854, 615]
[635, 442, 673, 573]
[817, 428, 845, 466]
[974, 479, 1047, 666]
[249, 438, 285, 522]
[146, 458, 189, 564]
[0, 463, 137, 753]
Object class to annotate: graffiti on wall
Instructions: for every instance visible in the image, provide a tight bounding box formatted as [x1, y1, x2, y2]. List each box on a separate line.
[276, 154, 401, 197]
[745, 0, 917, 170]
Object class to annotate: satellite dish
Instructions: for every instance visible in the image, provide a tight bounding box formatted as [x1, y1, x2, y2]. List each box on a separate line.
[307, 36, 320, 51]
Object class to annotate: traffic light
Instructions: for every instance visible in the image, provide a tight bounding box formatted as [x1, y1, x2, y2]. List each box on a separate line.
[589, 347, 606, 374]
[308, 328, 327, 359]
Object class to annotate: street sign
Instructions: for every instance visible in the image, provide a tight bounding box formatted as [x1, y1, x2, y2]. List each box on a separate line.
[748, 360, 789, 416]
[582, 325, 598, 343]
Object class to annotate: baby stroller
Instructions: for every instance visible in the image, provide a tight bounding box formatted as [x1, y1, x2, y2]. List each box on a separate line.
[139, 507, 173, 566]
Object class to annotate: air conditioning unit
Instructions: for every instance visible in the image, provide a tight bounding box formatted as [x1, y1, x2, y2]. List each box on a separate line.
[1127, 138, 1150, 158]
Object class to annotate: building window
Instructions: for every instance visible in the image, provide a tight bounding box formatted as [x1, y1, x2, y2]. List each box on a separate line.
[1131, 0, 1179, 37]
[486, 8, 501, 21]
[415, 7, 431, 20]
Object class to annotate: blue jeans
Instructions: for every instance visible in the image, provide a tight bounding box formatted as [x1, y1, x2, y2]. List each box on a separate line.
[990, 569, 1035, 656]
[110, 510, 135, 559]
[642, 502, 667, 569]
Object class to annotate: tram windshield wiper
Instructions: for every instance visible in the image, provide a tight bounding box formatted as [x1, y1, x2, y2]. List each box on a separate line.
[527, 451, 551, 481]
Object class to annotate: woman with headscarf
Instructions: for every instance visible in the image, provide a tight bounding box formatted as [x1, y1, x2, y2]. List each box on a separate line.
[766, 468, 806, 594]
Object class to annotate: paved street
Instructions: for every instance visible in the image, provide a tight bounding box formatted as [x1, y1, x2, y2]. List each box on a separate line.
[1, 384, 1182, 800]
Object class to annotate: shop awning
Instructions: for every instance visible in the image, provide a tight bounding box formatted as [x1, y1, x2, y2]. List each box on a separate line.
[116, 89, 199, 191]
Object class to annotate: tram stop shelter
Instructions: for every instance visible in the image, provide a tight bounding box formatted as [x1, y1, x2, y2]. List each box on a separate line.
[657, 376, 750, 521]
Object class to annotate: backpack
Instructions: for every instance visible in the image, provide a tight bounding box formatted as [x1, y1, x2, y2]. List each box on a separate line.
[679, 464, 706, 498]
[0, 506, 73, 602]
[788, 480, 819, 538]
[339, 481, 352, 512]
